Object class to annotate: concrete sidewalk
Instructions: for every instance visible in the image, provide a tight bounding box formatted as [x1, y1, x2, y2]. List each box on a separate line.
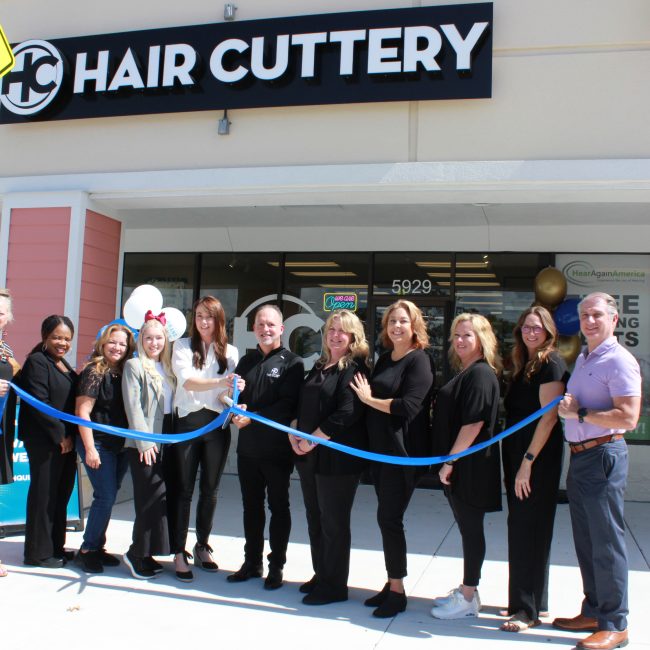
[1, 474, 649, 650]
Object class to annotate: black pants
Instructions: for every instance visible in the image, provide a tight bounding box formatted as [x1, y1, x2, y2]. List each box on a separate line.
[372, 463, 417, 579]
[503, 440, 561, 619]
[165, 409, 230, 553]
[296, 454, 360, 590]
[24, 443, 77, 561]
[237, 455, 292, 569]
[127, 447, 170, 558]
[448, 493, 486, 588]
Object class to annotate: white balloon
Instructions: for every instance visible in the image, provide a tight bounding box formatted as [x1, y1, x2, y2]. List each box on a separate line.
[130, 284, 159, 297]
[162, 307, 187, 342]
[123, 286, 164, 329]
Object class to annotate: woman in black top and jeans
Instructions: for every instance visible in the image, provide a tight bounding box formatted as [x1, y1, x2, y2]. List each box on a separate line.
[18, 315, 78, 568]
[75, 323, 135, 574]
[292, 309, 369, 605]
[351, 300, 434, 618]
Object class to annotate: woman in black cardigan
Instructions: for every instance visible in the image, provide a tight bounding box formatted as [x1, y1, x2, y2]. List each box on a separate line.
[292, 309, 369, 606]
[351, 300, 434, 618]
[18, 315, 78, 568]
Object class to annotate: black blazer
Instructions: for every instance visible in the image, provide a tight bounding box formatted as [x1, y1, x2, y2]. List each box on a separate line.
[297, 359, 369, 475]
[17, 351, 78, 448]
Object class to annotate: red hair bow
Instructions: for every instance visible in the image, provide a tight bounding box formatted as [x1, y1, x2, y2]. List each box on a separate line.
[144, 310, 167, 326]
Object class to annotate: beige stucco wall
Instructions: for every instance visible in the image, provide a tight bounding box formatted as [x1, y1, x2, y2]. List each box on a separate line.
[1, 0, 649, 177]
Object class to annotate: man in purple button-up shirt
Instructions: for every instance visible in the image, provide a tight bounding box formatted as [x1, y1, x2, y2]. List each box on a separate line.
[554, 292, 641, 650]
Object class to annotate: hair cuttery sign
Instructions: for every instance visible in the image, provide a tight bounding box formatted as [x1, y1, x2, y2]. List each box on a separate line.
[0, 3, 492, 123]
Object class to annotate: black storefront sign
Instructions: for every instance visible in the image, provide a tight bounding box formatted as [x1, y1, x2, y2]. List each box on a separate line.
[0, 3, 492, 123]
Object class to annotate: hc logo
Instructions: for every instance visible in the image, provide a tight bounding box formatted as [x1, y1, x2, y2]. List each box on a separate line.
[0, 40, 64, 116]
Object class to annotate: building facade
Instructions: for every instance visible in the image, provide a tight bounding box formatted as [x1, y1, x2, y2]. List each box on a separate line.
[1, 0, 649, 497]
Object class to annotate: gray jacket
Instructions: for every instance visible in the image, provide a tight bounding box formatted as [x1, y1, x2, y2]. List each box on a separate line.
[122, 357, 168, 453]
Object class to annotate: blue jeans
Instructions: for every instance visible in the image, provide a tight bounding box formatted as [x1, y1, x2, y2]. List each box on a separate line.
[77, 440, 128, 551]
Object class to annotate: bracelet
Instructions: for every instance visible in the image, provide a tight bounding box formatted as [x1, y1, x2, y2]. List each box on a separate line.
[444, 460, 455, 466]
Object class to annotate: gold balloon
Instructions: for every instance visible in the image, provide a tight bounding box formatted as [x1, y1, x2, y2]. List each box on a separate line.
[558, 334, 582, 364]
[534, 267, 567, 307]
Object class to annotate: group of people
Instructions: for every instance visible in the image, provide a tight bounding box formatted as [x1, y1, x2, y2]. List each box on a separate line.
[0, 288, 640, 650]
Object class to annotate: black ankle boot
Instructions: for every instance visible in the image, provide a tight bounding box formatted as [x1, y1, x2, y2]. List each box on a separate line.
[372, 590, 407, 618]
[364, 582, 390, 607]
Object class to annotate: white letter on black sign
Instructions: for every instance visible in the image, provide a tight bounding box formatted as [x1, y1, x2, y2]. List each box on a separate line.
[440, 22, 488, 71]
[403, 26, 442, 72]
[108, 48, 145, 91]
[74, 51, 109, 93]
[251, 35, 290, 81]
[329, 30, 366, 76]
[367, 27, 402, 74]
[147, 46, 161, 88]
[162, 44, 197, 87]
[211, 39, 249, 82]
[291, 32, 327, 78]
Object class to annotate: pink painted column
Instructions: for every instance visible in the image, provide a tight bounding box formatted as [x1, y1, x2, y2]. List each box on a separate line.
[4, 207, 71, 364]
[76, 210, 122, 368]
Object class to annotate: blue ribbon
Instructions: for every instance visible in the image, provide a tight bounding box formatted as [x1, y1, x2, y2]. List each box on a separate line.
[0, 380, 561, 466]
[0, 394, 7, 435]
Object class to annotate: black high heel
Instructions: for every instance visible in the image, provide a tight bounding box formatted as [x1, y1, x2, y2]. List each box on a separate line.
[193, 543, 218, 572]
[174, 550, 194, 582]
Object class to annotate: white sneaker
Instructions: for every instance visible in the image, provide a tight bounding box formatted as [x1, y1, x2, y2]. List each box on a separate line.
[431, 586, 481, 610]
[431, 589, 480, 619]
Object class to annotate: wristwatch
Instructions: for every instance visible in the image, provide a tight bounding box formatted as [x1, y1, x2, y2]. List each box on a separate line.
[524, 451, 535, 462]
[577, 407, 588, 424]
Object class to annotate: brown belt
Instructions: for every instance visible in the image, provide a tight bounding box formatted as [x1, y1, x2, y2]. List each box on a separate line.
[569, 433, 625, 454]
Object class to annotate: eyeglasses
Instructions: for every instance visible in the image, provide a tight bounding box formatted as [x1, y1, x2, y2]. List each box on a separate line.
[521, 325, 544, 334]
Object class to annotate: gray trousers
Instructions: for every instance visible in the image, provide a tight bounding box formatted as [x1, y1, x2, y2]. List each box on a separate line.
[567, 438, 628, 632]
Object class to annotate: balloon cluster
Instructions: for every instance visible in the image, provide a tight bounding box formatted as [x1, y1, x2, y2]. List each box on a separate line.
[122, 285, 187, 341]
[533, 267, 581, 364]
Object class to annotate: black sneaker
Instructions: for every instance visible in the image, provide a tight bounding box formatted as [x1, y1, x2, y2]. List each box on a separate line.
[24, 556, 64, 569]
[75, 550, 104, 574]
[143, 557, 164, 574]
[98, 549, 120, 567]
[124, 551, 157, 580]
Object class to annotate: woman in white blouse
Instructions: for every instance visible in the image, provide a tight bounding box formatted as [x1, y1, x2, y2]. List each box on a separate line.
[168, 296, 243, 582]
[122, 314, 176, 579]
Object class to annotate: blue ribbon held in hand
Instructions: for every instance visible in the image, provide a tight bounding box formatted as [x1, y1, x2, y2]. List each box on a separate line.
[0, 380, 561, 466]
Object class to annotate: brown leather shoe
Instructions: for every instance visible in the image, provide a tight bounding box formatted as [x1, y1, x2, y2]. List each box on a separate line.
[552, 614, 599, 632]
[577, 629, 628, 649]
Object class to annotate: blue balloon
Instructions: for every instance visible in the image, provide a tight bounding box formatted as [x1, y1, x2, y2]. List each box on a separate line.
[554, 298, 580, 336]
[97, 318, 139, 341]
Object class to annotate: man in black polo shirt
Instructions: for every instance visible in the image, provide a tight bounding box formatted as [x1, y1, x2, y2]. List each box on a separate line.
[227, 304, 304, 589]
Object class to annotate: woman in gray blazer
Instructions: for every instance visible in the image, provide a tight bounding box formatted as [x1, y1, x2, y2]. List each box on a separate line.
[122, 313, 176, 579]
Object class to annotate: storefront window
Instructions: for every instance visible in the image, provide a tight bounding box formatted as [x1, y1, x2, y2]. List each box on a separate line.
[200, 253, 281, 345]
[121, 253, 197, 322]
[373, 252, 452, 297]
[283, 253, 370, 370]
[454, 253, 554, 352]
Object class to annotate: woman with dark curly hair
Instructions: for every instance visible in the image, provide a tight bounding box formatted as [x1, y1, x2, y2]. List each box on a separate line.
[500, 305, 569, 632]
[351, 300, 434, 618]
[75, 323, 135, 574]
[18, 314, 77, 569]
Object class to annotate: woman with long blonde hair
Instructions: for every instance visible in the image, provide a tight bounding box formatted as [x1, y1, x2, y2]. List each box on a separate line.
[292, 310, 370, 605]
[122, 314, 177, 579]
[431, 313, 502, 620]
[75, 323, 135, 574]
